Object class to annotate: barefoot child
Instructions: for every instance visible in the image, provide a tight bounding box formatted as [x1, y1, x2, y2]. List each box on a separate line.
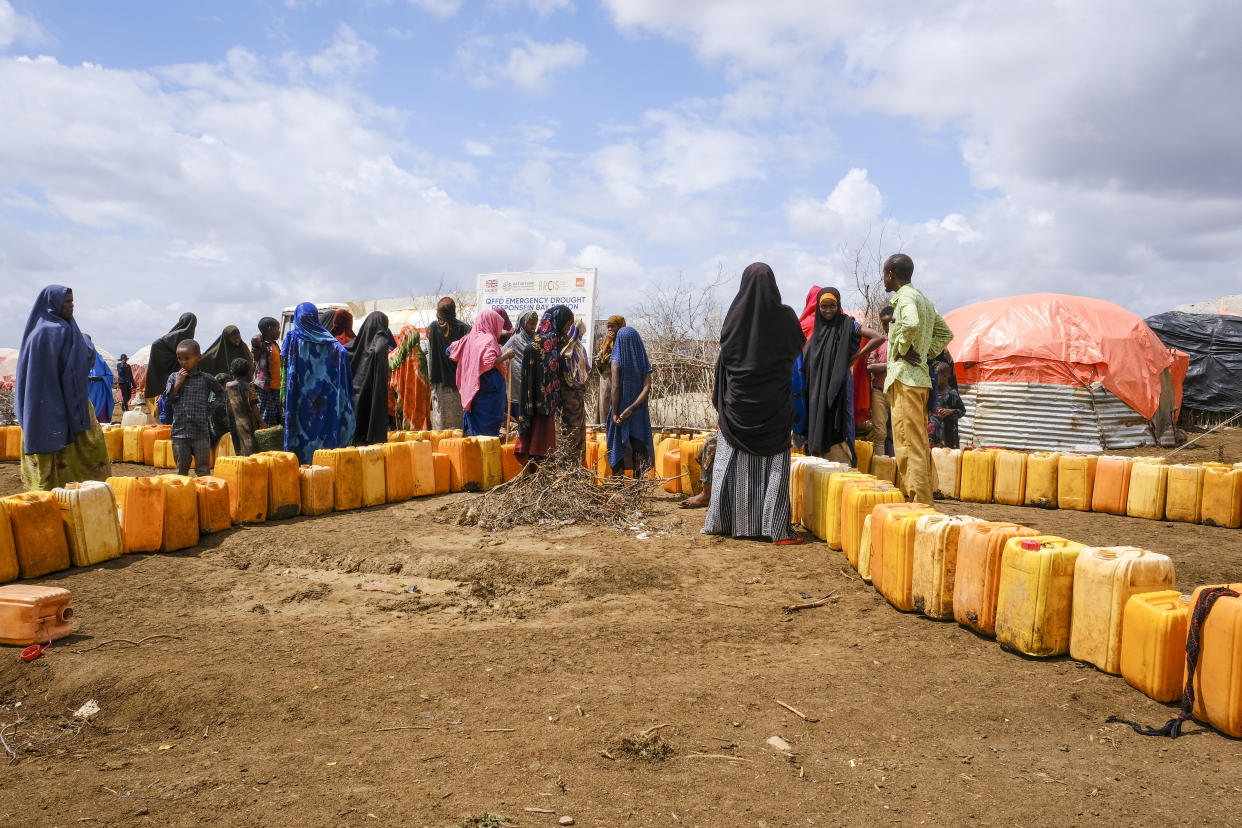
[165, 339, 225, 476]
[224, 357, 263, 456]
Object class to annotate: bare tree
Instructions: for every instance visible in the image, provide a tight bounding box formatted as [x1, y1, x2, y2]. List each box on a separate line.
[840, 220, 905, 326]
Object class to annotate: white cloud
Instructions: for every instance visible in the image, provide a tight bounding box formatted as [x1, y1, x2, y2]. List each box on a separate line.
[0, 0, 42, 48]
[463, 139, 493, 157]
[281, 24, 377, 81]
[786, 167, 882, 238]
[492, 0, 575, 17]
[458, 35, 586, 91]
[0, 49, 571, 350]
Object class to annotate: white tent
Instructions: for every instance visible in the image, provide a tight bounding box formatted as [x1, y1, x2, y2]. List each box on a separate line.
[1173, 294, 1242, 316]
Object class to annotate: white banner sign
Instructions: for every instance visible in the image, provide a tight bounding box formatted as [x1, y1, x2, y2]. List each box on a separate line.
[476, 268, 599, 352]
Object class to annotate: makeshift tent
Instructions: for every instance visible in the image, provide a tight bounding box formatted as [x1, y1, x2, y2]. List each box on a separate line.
[1145, 310, 1242, 414]
[945, 293, 1186, 451]
[1173, 294, 1242, 316]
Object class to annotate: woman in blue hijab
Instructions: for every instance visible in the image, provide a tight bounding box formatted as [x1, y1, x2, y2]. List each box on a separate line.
[86, 338, 115, 424]
[605, 326, 654, 476]
[16, 286, 112, 491]
[282, 302, 356, 463]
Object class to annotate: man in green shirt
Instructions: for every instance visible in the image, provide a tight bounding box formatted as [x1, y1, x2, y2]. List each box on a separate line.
[882, 253, 954, 505]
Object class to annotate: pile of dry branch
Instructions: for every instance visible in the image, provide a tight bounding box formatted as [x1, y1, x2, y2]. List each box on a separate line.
[457, 439, 662, 531]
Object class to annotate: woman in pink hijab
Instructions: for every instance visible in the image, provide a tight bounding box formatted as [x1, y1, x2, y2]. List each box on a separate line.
[449, 308, 513, 437]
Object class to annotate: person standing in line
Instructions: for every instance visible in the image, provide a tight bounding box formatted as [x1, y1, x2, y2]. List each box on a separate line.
[882, 253, 953, 505]
[450, 308, 513, 438]
[513, 305, 577, 467]
[558, 322, 590, 461]
[251, 317, 283, 427]
[16, 286, 113, 490]
[595, 315, 626, 423]
[281, 302, 355, 463]
[223, 357, 262, 456]
[116, 354, 134, 412]
[502, 311, 539, 424]
[164, 339, 224, 477]
[145, 312, 197, 417]
[86, 338, 115, 424]
[702, 263, 806, 544]
[866, 305, 895, 457]
[199, 325, 254, 379]
[345, 311, 398, 446]
[801, 287, 886, 465]
[606, 325, 654, 477]
[389, 324, 431, 431]
[427, 297, 470, 430]
[328, 309, 356, 346]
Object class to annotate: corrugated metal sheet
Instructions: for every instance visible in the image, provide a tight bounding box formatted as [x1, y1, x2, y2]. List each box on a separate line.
[959, 382, 1158, 451]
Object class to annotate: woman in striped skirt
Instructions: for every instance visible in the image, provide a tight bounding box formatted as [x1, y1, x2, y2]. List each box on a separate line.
[703, 263, 806, 544]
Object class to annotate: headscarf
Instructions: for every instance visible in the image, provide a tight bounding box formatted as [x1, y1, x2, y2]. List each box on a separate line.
[561, 324, 589, 389]
[799, 286, 821, 338]
[605, 326, 655, 469]
[449, 308, 504, 411]
[503, 310, 539, 405]
[146, 312, 196, 399]
[713, 263, 805, 457]
[281, 302, 356, 463]
[329, 310, 356, 346]
[426, 297, 470, 387]
[87, 346, 115, 424]
[200, 325, 254, 379]
[389, 326, 431, 430]
[598, 314, 627, 366]
[802, 287, 860, 461]
[495, 308, 513, 333]
[16, 286, 95, 455]
[516, 305, 575, 434]
[344, 311, 397, 445]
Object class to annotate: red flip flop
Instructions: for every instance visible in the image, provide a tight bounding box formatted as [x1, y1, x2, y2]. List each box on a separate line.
[773, 534, 807, 546]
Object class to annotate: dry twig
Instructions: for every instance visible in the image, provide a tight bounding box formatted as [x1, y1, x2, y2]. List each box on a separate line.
[775, 700, 819, 723]
[640, 723, 672, 737]
[781, 592, 838, 614]
[75, 635, 181, 654]
[684, 753, 751, 762]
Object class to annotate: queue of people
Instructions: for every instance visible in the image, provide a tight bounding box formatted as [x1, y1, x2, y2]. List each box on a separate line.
[13, 289, 651, 491]
[699, 253, 954, 545]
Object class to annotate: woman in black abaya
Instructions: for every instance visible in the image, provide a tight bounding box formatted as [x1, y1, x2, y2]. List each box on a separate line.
[702, 263, 806, 544]
[345, 312, 398, 445]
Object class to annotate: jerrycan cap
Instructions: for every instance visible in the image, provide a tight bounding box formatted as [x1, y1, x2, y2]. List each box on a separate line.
[1019, 539, 1042, 551]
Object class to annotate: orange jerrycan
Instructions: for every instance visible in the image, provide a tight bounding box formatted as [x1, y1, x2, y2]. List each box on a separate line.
[1187, 583, 1242, 737]
[313, 447, 362, 511]
[953, 522, 1039, 637]
[853, 439, 873, 474]
[120, 476, 165, 553]
[879, 507, 940, 611]
[2, 492, 70, 578]
[660, 447, 682, 493]
[1120, 590, 1191, 702]
[0, 585, 73, 645]
[477, 436, 505, 490]
[679, 439, 705, 495]
[911, 514, 980, 620]
[122, 425, 145, 463]
[383, 441, 415, 502]
[409, 440, 437, 496]
[843, 484, 901, 567]
[0, 501, 18, 584]
[1089, 456, 1132, 515]
[857, 514, 876, 582]
[438, 438, 483, 493]
[0, 425, 21, 461]
[803, 464, 853, 542]
[102, 426, 124, 463]
[159, 475, 200, 552]
[358, 444, 387, 506]
[298, 465, 335, 516]
[831, 473, 879, 552]
[142, 425, 171, 466]
[499, 441, 523, 483]
[153, 439, 175, 470]
[256, 451, 301, 519]
[431, 452, 450, 494]
[870, 454, 898, 486]
[214, 456, 269, 524]
[53, 481, 123, 567]
[194, 476, 233, 534]
[1023, 451, 1060, 508]
[995, 536, 1086, 657]
[1070, 547, 1175, 674]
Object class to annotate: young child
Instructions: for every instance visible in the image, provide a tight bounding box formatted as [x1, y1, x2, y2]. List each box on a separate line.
[931, 366, 965, 449]
[224, 357, 262, 456]
[165, 339, 224, 476]
[251, 316, 283, 427]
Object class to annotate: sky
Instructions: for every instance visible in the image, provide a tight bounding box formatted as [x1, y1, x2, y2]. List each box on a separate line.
[2, 0, 1241, 354]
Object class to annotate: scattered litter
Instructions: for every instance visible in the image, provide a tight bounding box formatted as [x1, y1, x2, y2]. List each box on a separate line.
[74, 699, 100, 719]
[158, 744, 174, 751]
[766, 736, 792, 752]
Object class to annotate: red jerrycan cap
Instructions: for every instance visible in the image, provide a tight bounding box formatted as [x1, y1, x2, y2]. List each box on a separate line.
[1019, 539, 1042, 551]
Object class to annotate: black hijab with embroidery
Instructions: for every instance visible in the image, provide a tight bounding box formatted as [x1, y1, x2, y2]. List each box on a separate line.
[802, 286, 860, 461]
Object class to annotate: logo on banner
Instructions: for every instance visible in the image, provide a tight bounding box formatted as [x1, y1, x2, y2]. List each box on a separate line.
[575, 276, 585, 288]
[483, 279, 498, 292]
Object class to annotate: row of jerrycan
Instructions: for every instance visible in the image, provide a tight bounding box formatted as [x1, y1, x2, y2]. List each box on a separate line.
[803, 465, 1242, 738]
[933, 447, 1242, 527]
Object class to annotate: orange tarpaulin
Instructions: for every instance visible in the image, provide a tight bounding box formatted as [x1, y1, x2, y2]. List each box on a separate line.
[945, 293, 1177, 419]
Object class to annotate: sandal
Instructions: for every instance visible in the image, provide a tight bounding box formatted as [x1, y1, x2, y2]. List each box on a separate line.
[773, 534, 806, 546]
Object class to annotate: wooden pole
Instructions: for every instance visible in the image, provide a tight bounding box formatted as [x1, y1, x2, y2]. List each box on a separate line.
[503, 364, 513, 445]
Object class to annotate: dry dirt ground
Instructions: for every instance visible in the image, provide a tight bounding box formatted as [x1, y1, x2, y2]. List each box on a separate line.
[2, 432, 1242, 827]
